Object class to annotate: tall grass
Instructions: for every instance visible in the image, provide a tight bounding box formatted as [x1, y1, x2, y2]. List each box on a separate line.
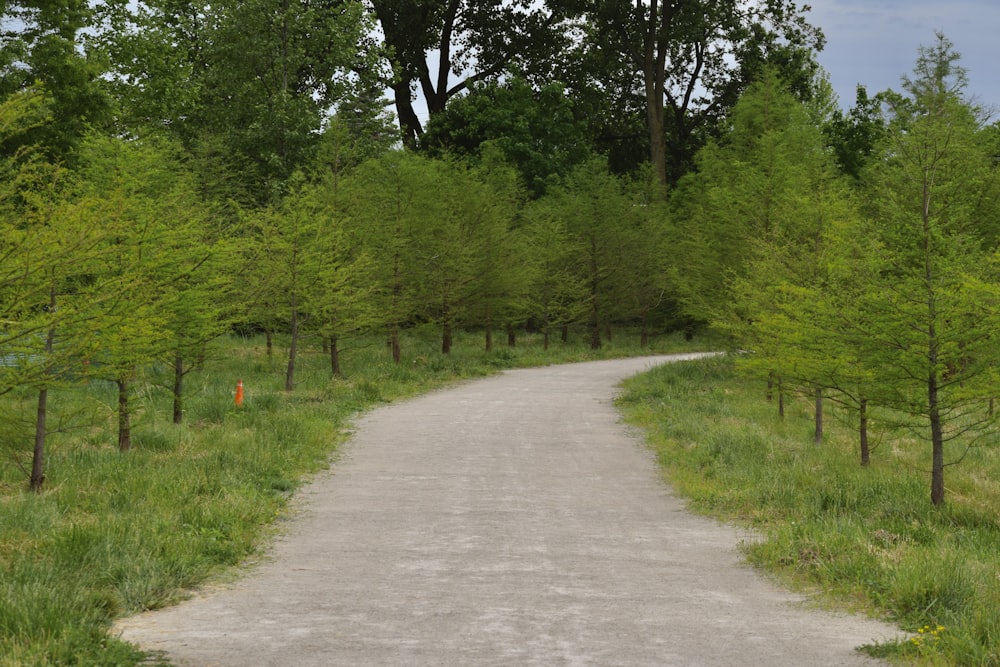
[0, 326, 712, 665]
[618, 355, 1000, 666]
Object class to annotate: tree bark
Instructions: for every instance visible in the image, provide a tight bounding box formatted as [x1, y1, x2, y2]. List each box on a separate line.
[173, 353, 184, 424]
[285, 296, 298, 392]
[30, 386, 47, 492]
[777, 377, 784, 418]
[442, 319, 453, 354]
[118, 376, 132, 452]
[329, 335, 341, 378]
[859, 398, 870, 467]
[814, 386, 823, 445]
[639, 1, 672, 185]
[30, 289, 56, 492]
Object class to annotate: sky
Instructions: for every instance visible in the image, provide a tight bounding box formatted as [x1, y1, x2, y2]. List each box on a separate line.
[804, 0, 1000, 112]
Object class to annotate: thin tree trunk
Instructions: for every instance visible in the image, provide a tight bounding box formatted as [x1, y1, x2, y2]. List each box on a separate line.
[286, 300, 298, 392]
[265, 330, 273, 360]
[506, 325, 516, 348]
[442, 319, 453, 354]
[929, 368, 945, 505]
[30, 386, 47, 492]
[859, 398, 870, 467]
[778, 377, 785, 419]
[814, 386, 823, 445]
[561, 325, 569, 343]
[589, 241, 601, 350]
[30, 290, 56, 492]
[390, 325, 401, 363]
[330, 335, 341, 378]
[173, 353, 184, 424]
[118, 377, 132, 452]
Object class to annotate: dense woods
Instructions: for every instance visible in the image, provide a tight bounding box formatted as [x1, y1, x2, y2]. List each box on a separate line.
[3, 0, 999, 511]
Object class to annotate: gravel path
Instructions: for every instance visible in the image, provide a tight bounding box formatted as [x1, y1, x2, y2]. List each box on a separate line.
[115, 354, 901, 665]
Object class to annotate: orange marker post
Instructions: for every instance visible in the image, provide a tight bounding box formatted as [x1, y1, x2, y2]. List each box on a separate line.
[235, 380, 244, 407]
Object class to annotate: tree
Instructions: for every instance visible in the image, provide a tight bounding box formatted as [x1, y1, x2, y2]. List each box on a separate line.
[1, 0, 111, 160]
[854, 34, 1000, 505]
[370, 0, 569, 148]
[75, 135, 212, 450]
[822, 85, 887, 180]
[530, 160, 636, 349]
[96, 0, 377, 204]
[554, 0, 824, 185]
[420, 76, 592, 196]
[458, 153, 534, 351]
[674, 70, 859, 447]
[338, 152, 438, 362]
[0, 95, 108, 489]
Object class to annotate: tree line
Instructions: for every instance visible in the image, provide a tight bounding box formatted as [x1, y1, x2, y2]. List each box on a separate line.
[2, 1, 999, 505]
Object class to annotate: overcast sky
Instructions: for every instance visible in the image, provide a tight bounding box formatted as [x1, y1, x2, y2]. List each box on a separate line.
[804, 0, 1000, 112]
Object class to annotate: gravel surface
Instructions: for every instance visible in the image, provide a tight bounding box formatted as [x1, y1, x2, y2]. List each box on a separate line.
[115, 354, 901, 665]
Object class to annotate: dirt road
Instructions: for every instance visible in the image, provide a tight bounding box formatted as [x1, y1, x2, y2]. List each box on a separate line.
[116, 354, 899, 665]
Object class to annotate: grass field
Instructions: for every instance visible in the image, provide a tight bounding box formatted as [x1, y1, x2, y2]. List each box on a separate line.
[0, 326, 708, 666]
[618, 355, 1000, 666]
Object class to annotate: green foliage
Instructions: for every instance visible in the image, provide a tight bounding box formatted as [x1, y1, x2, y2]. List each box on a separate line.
[420, 77, 592, 196]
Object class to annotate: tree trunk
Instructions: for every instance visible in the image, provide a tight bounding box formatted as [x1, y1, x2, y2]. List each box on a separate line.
[777, 377, 785, 419]
[561, 325, 569, 343]
[640, 1, 671, 185]
[173, 353, 184, 424]
[329, 335, 341, 378]
[118, 376, 132, 452]
[506, 325, 516, 348]
[285, 299, 298, 392]
[543, 326, 550, 351]
[814, 386, 823, 445]
[30, 386, 47, 492]
[442, 319, 453, 354]
[30, 295, 56, 492]
[589, 242, 601, 350]
[389, 325, 401, 363]
[265, 330, 273, 360]
[859, 398, 870, 467]
[929, 368, 945, 505]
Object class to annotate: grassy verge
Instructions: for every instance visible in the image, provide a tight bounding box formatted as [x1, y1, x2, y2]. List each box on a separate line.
[617, 355, 1000, 666]
[0, 326, 711, 666]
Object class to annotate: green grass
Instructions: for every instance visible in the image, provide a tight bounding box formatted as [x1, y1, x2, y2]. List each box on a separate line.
[0, 325, 714, 666]
[617, 355, 1000, 666]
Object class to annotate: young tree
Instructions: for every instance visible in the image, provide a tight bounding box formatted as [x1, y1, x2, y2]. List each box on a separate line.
[338, 152, 436, 362]
[531, 160, 636, 349]
[0, 96, 108, 489]
[76, 136, 215, 451]
[854, 34, 1000, 505]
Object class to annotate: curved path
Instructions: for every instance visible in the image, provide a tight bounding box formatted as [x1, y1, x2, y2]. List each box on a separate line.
[116, 354, 900, 665]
